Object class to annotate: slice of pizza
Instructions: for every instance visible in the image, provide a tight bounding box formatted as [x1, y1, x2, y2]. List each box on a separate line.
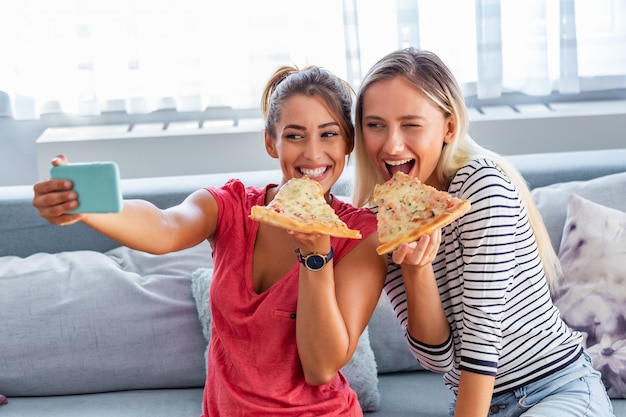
[249, 176, 362, 239]
[373, 171, 471, 255]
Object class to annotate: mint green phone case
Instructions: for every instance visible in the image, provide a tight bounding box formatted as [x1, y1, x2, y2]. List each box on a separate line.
[50, 162, 122, 213]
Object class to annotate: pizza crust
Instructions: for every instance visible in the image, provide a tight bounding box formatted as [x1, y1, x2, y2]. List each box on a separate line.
[375, 199, 470, 254]
[250, 205, 362, 239]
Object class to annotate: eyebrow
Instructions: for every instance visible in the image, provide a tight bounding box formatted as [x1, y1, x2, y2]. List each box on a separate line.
[363, 114, 427, 122]
[284, 121, 340, 130]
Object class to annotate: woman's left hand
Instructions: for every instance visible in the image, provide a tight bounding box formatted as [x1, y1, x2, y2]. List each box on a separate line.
[391, 229, 441, 267]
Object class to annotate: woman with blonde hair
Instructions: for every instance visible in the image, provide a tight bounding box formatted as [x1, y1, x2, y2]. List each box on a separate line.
[353, 47, 613, 417]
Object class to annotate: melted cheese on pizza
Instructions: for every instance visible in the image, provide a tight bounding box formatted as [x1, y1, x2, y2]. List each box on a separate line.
[249, 176, 362, 239]
[266, 177, 349, 229]
[251, 177, 361, 239]
[374, 172, 466, 244]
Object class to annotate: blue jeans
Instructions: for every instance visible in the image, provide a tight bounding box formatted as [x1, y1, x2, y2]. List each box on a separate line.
[449, 352, 615, 417]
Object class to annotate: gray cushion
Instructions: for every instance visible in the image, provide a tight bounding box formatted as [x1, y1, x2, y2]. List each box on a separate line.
[368, 294, 423, 373]
[0, 388, 204, 417]
[0, 242, 212, 397]
[340, 326, 381, 411]
[531, 171, 626, 253]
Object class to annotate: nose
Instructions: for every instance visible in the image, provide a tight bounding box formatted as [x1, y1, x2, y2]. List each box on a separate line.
[381, 126, 405, 155]
[303, 138, 323, 160]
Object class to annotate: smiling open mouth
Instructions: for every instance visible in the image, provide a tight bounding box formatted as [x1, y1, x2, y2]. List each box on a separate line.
[299, 166, 328, 178]
[384, 159, 414, 177]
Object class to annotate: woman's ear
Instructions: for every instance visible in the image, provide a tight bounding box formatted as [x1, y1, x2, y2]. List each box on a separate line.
[443, 114, 456, 144]
[265, 131, 278, 158]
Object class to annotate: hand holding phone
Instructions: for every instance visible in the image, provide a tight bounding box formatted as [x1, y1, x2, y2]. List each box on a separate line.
[50, 162, 123, 213]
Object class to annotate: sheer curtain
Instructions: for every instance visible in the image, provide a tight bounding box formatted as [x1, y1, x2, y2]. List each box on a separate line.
[353, 0, 626, 99]
[0, 0, 624, 120]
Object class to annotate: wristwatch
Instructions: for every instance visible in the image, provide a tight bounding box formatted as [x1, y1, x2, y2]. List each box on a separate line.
[296, 246, 334, 271]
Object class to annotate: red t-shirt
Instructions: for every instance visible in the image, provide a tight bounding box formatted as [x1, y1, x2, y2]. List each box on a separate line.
[201, 179, 377, 417]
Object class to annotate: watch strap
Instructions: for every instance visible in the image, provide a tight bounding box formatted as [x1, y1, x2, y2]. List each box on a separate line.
[296, 246, 334, 271]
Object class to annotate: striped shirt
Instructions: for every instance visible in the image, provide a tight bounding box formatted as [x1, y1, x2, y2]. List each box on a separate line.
[378, 159, 582, 395]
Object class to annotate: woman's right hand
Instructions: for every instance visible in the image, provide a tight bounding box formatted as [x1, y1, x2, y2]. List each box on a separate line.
[32, 155, 85, 226]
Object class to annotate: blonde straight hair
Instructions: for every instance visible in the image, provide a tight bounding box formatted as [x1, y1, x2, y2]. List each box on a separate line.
[353, 48, 561, 289]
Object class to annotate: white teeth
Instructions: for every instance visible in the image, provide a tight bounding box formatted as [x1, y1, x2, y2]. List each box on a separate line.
[300, 167, 327, 177]
[385, 159, 413, 166]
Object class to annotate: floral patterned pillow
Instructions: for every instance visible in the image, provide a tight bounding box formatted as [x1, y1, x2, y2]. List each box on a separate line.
[553, 194, 626, 398]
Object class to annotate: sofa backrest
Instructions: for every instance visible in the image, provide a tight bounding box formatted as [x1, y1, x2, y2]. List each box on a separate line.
[1, 148, 625, 258]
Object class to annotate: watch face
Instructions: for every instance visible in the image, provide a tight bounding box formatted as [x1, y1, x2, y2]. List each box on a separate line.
[305, 254, 325, 270]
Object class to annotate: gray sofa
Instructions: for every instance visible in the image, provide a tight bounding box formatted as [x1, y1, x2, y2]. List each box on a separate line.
[1, 148, 625, 417]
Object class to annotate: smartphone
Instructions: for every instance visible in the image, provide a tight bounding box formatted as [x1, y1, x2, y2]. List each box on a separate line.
[50, 162, 123, 213]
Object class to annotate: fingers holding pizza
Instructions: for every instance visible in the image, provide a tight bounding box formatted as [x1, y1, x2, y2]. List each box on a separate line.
[391, 229, 441, 267]
[286, 229, 332, 260]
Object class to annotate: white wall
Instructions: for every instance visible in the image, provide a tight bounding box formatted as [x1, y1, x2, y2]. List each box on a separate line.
[468, 100, 626, 155]
[3, 100, 625, 186]
[35, 120, 279, 181]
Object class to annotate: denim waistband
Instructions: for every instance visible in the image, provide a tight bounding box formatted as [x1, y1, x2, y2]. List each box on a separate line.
[492, 347, 583, 398]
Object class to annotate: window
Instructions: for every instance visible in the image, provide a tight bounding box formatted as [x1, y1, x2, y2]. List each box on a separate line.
[1, 0, 624, 120]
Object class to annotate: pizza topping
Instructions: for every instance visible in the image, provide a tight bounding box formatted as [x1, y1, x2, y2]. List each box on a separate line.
[373, 171, 471, 254]
[249, 176, 362, 239]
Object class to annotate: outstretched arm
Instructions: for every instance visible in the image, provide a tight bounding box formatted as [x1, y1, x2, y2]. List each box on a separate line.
[33, 155, 218, 254]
